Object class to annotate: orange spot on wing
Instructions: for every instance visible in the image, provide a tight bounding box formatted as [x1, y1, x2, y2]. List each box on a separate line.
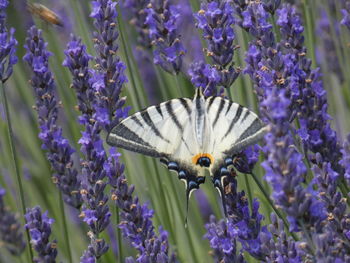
[192, 153, 214, 165]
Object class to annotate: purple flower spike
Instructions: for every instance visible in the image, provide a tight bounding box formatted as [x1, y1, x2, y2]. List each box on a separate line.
[145, 0, 186, 74]
[23, 26, 82, 209]
[91, 0, 128, 131]
[205, 216, 245, 263]
[341, 2, 350, 31]
[0, 186, 26, 255]
[262, 214, 303, 262]
[340, 134, 350, 185]
[0, 0, 18, 83]
[25, 206, 57, 263]
[194, 0, 240, 88]
[111, 176, 176, 262]
[205, 173, 269, 261]
[188, 61, 221, 96]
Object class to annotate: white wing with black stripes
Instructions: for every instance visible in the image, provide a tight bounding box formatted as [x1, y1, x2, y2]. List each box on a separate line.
[107, 97, 197, 167]
[205, 96, 266, 161]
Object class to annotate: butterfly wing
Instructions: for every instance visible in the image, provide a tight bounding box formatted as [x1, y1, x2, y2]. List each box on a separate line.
[107, 98, 194, 159]
[206, 96, 266, 161]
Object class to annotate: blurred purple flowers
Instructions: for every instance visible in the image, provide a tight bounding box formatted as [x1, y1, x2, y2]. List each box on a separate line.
[25, 206, 57, 263]
[0, 0, 17, 83]
[0, 186, 26, 255]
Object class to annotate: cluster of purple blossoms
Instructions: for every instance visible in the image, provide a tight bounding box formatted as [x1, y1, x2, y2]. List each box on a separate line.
[194, 0, 240, 89]
[188, 61, 221, 96]
[145, 0, 186, 74]
[25, 206, 57, 262]
[0, 186, 26, 255]
[277, 8, 350, 259]
[340, 134, 350, 185]
[112, 175, 176, 263]
[23, 26, 82, 209]
[0, 0, 17, 83]
[90, 0, 128, 131]
[341, 1, 350, 30]
[63, 35, 111, 261]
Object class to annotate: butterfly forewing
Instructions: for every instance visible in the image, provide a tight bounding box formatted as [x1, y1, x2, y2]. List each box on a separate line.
[107, 98, 195, 161]
[206, 96, 266, 160]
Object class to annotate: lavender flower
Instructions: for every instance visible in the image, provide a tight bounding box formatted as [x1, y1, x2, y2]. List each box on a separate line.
[277, 5, 342, 171]
[0, 0, 18, 83]
[205, 216, 245, 263]
[188, 61, 221, 96]
[205, 173, 269, 261]
[112, 175, 175, 263]
[261, 214, 304, 262]
[0, 186, 26, 255]
[340, 134, 350, 185]
[145, 0, 186, 74]
[90, 0, 128, 131]
[341, 2, 350, 30]
[25, 206, 57, 263]
[23, 26, 82, 208]
[195, 0, 240, 88]
[63, 35, 110, 259]
[240, 1, 327, 236]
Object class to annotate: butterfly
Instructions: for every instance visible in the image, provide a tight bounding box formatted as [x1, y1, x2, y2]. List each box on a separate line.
[107, 88, 267, 221]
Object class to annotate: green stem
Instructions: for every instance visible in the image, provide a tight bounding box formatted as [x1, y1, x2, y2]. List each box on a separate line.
[174, 74, 184, 97]
[244, 175, 253, 208]
[250, 172, 298, 241]
[0, 81, 34, 262]
[300, 221, 315, 256]
[58, 192, 72, 263]
[115, 206, 123, 263]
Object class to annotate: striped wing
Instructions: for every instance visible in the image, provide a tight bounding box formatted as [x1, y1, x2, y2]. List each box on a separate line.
[206, 96, 266, 160]
[107, 98, 195, 161]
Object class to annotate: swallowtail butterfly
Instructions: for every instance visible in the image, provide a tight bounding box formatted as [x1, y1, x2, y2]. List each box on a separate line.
[107, 88, 267, 220]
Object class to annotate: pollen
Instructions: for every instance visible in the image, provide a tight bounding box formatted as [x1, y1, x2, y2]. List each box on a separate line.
[192, 153, 214, 165]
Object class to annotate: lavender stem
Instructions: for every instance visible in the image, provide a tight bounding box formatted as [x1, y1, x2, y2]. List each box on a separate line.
[250, 171, 298, 240]
[0, 81, 33, 262]
[115, 206, 123, 263]
[58, 191, 72, 263]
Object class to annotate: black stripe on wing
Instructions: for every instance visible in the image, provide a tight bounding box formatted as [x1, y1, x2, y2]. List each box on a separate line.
[140, 110, 170, 143]
[213, 98, 226, 127]
[223, 118, 267, 156]
[223, 104, 243, 138]
[107, 123, 166, 158]
[236, 118, 264, 143]
[165, 100, 184, 132]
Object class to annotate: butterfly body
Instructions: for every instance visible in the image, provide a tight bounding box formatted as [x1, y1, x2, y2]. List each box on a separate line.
[107, 88, 267, 218]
